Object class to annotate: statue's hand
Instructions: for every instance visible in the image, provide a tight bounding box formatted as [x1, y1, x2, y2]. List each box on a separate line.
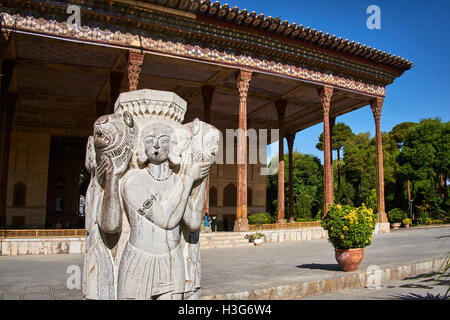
[106, 146, 132, 177]
[188, 162, 211, 181]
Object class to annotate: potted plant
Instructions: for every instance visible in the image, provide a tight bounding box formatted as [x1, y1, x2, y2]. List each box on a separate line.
[321, 204, 376, 271]
[402, 218, 411, 228]
[387, 208, 407, 229]
[247, 232, 265, 245]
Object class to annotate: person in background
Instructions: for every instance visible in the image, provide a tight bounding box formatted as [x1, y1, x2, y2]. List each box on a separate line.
[204, 212, 212, 233]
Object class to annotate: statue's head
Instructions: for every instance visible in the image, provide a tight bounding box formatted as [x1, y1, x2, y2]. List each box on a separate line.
[92, 111, 137, 187]
[187, 118, 220, 164]
[137, 123, 182, 166]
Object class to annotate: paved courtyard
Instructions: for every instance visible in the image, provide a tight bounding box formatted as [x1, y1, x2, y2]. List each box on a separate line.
[298, 272, 449, 300]
[0, 226, 449, 300]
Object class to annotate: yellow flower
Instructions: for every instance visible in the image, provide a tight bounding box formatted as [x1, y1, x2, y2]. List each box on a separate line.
[340, 234, 345, 239]
[336, 204, 342, 210]
[342, 226, 348, 231]
[330, 227, 334, 230]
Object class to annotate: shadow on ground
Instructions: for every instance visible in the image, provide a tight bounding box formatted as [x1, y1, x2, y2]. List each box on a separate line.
[296, 263, 341, 271]
[388, 292, 445, 300]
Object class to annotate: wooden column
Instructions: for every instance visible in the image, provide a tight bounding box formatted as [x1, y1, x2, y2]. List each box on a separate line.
[0, 59, 16, 227]
[276, 99, 287, 223]
[234, 69, 252, 232]
[286, 132, 295, 223]
[320, 86, 334, 215]
[370, 98, 387, 222]
[329, 116, 335, 200]
[202, 85, 215, 216]
[127, 51, 144, 92]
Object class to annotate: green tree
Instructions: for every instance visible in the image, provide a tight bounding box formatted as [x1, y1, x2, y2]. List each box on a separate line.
[398, 118, 450, 216]
[266, 152, 323, 221]
[294, 189, 313, 221]
[388, 122, 417, 210]
[389, 122, 417, 149]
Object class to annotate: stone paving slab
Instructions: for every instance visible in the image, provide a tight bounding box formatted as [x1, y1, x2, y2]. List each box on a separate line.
[200, 226, 450, 297]
[298, 272, 449, 300]
[0, 227, 448, 300]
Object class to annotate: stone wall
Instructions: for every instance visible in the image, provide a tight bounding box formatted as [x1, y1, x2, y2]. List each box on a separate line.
[0, 237, 85, 256]
[6, 131, 51, 227]
[260, 227, 327, 243]
[0, 223, 389, 256]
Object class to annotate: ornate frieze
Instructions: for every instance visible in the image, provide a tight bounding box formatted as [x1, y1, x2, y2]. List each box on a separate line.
[1, 9, 386, 97]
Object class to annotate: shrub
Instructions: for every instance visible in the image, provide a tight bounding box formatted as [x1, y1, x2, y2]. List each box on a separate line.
[365, 188, 378, 214]
[431, 219, 443, 225]
[402, 218, 411, 225]
[321, 204, 376, 250]
[294, 190, 313, 221]
[248, 232, 265, 242]
[387, 208, 407, 223]
[295, 217, 313, 222]
[248, 213, 272, 225]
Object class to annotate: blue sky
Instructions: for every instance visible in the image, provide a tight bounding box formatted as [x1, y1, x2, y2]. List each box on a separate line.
[226, 0, 450, 162]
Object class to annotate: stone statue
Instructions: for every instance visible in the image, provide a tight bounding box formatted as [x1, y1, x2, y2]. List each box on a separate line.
[83, 111, 137, 300]
[82, 89, 219, 300]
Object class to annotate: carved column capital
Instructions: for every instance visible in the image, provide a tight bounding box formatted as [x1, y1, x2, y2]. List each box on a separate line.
[236, 69, 252, 100]
[370, 97, 384, 122]
[319, 86, 333, 113]
[127, 51, 144, 92]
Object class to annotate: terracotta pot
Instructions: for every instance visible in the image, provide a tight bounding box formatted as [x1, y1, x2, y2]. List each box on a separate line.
[335, 248, 365, 272]
[391, 222, 401, 229]
[404, 224, 410, 228]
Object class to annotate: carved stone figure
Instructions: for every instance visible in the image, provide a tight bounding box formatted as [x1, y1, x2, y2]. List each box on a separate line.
[181, 118, 220, 300]
[83, 111, 137, 300]
[82, 89, 219, 300]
